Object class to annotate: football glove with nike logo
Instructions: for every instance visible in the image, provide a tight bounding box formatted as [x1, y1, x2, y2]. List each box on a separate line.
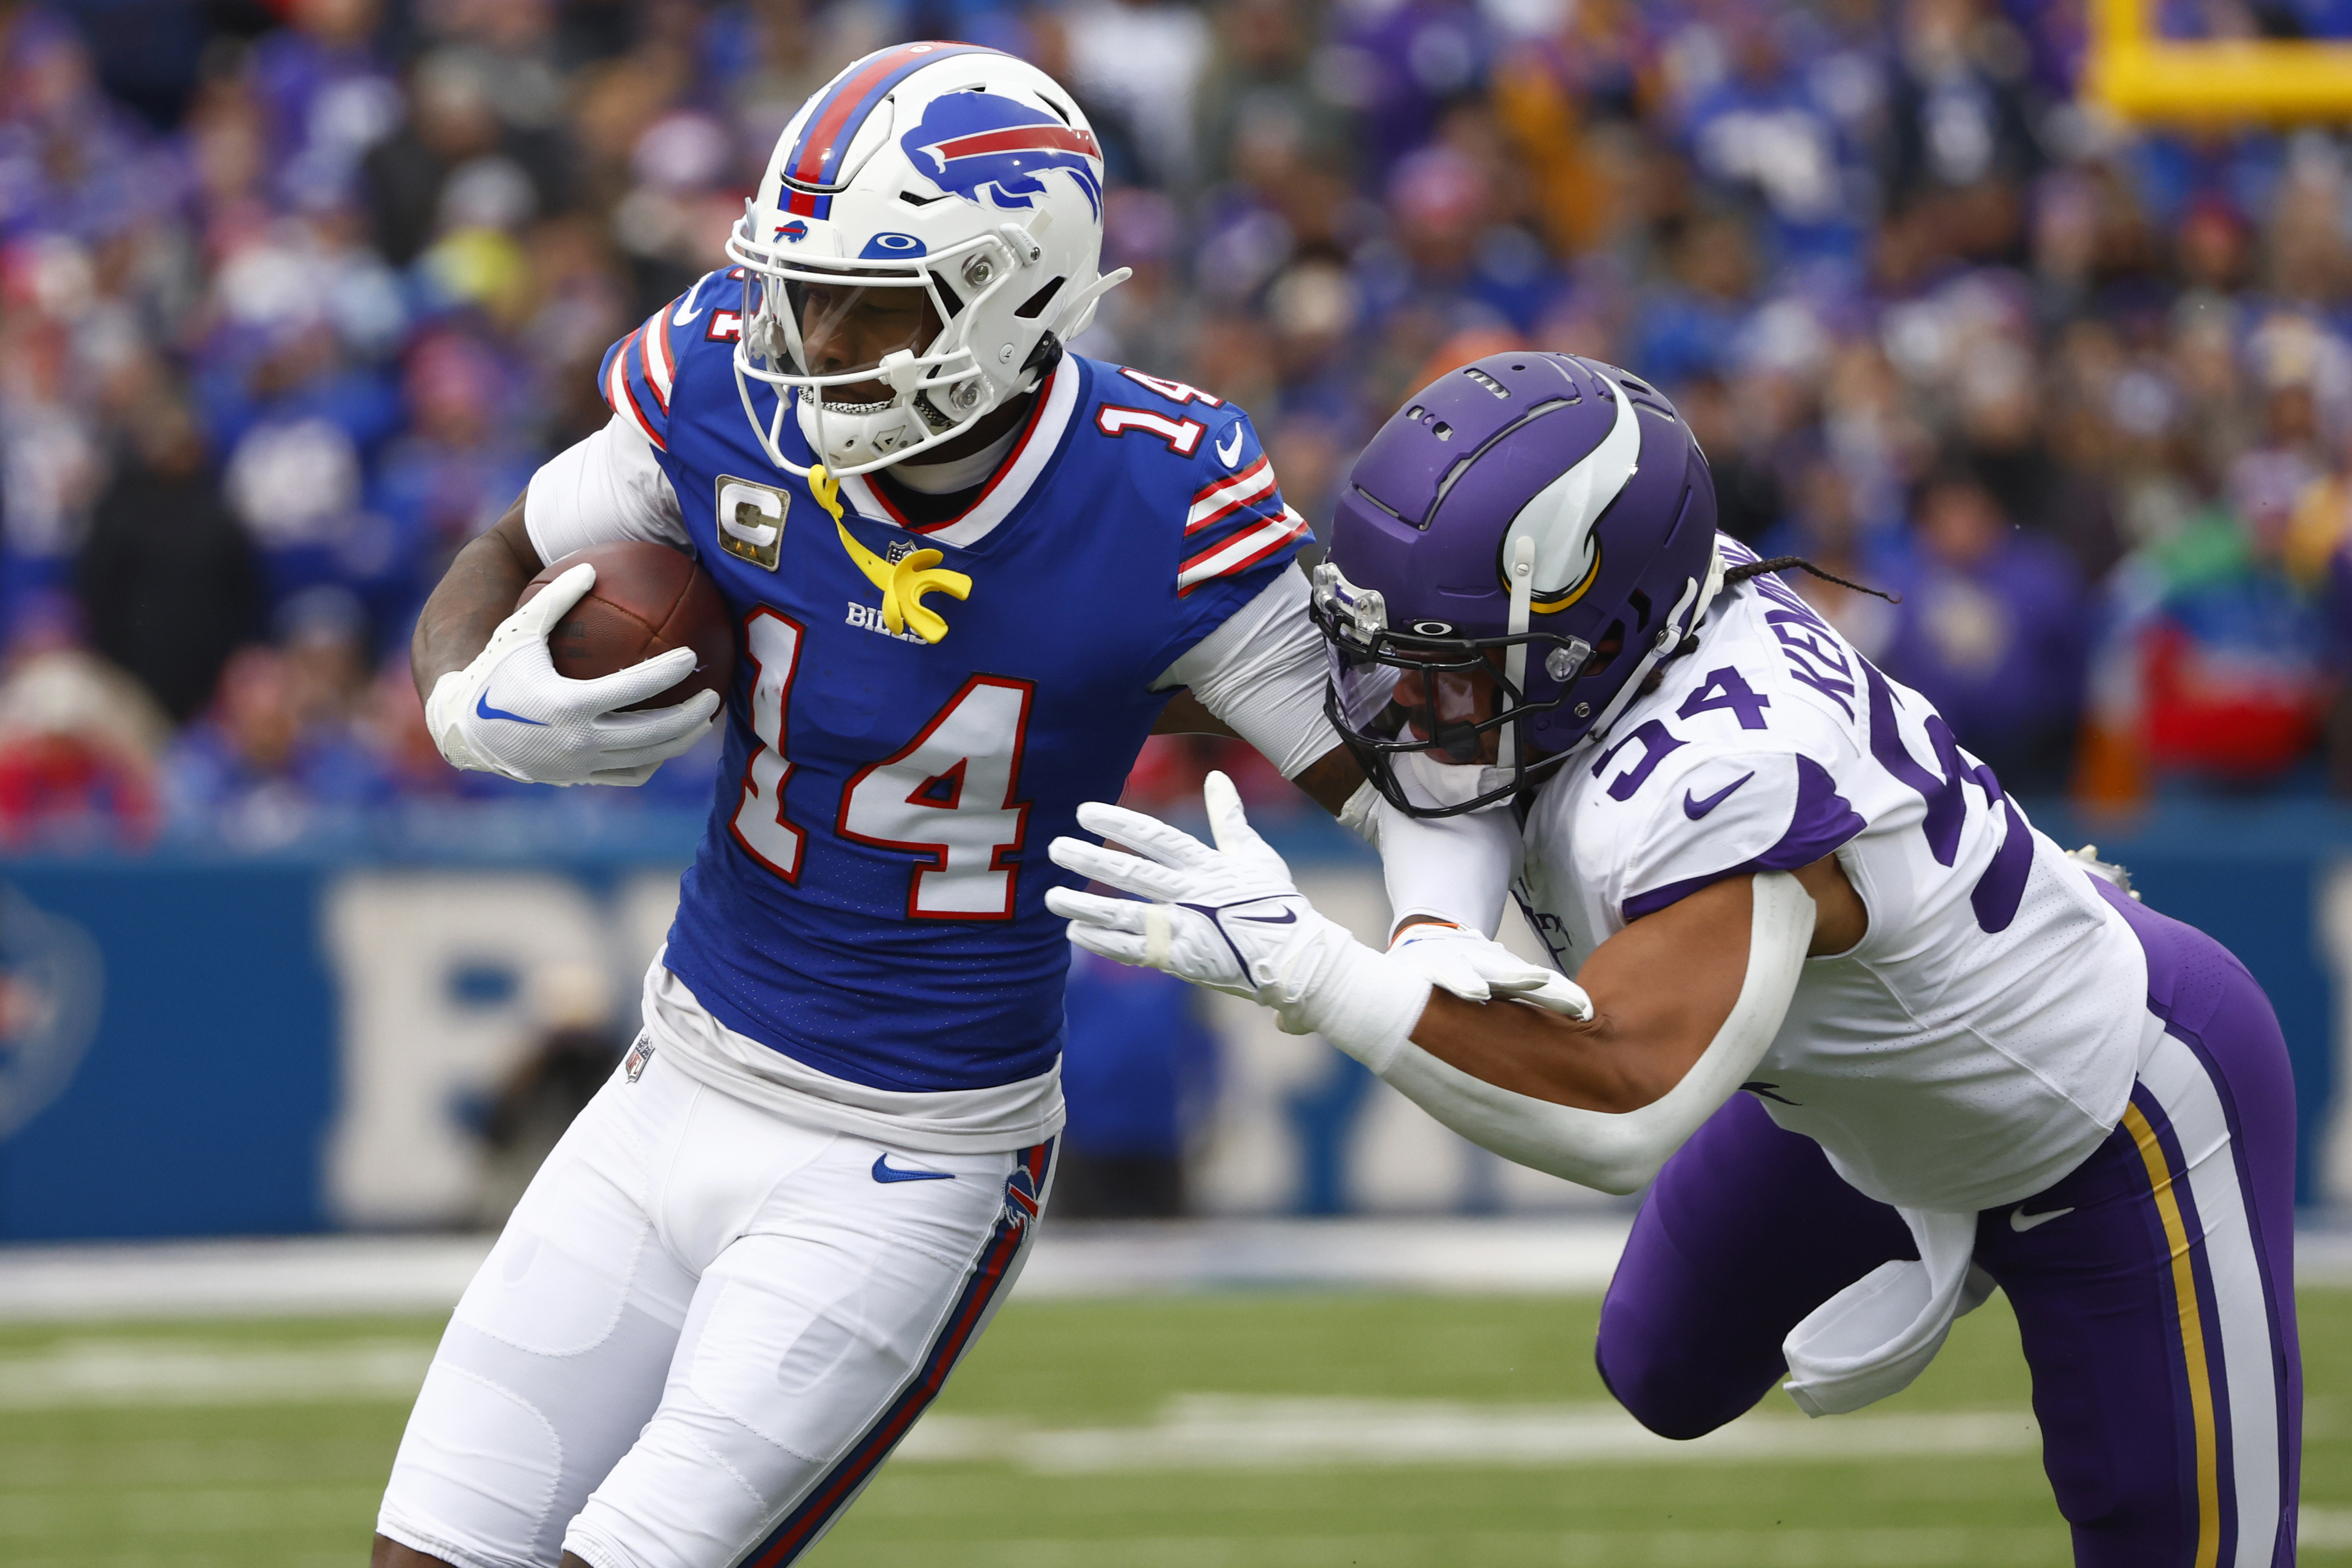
[425, 562, 721, 786]
[1047, 771, 1433, 1068]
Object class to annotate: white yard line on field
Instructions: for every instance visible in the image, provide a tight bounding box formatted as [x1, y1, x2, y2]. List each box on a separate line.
[0, 1338, 2040, 1470]
[896, 1394, 2041, 1470]
[0, 1338, 434, 1407]
[2, 1218, 2347, 1321]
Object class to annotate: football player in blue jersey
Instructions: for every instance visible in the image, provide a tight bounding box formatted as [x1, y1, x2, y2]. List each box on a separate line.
[372, 45, 1370, 1568]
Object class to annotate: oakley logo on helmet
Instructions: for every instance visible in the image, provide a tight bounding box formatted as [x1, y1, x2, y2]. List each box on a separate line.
[901, 92, 1104, 219]
[859, 232, 927, 258]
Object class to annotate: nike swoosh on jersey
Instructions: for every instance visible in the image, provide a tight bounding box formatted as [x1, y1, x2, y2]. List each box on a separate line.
[1683, 772, 1755, 819]
[2009, 1205, 2074, 1232]
[872, 1154, 955, 1184]
[1214, 426, 1244, 468]
[475, 690, 549, 726]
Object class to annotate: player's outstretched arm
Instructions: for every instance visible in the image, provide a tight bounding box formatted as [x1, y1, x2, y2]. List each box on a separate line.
[410, 493, 719, 787]
[1048, 779, 1845, 1193]
[1376, 872, 1815, 1192]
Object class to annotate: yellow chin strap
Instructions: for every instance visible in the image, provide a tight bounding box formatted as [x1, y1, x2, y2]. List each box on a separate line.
[808, 463, 971, 645]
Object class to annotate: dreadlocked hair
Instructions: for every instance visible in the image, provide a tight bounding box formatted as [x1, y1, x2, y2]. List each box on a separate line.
[1722, 555, 1901, 605]
[1646, 555, 1901, 678]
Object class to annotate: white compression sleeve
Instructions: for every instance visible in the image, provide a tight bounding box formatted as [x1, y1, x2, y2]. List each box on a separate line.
[1371, 871, 1816, 1195]
[1376, 797, 1522, 939]
[1153, 567, 1342, 780]
[524, 412, 692, 562]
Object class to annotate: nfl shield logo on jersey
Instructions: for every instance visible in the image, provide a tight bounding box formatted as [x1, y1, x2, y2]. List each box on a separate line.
[623, 1032, 655, 1083]
[900, 92, 1104, 218]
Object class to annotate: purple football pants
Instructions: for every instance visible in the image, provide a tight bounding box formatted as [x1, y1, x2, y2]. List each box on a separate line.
[1596, 879, 2302, 1567]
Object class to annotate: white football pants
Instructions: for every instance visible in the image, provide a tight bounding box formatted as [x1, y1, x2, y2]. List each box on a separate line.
[376, 1046, 1055, 1568]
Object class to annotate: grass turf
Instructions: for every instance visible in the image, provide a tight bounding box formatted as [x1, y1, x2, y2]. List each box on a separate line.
[1, 1289, 2344, 1567]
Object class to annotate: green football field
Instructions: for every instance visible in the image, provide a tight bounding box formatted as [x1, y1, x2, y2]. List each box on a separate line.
[5, 1289, 2346, 1567]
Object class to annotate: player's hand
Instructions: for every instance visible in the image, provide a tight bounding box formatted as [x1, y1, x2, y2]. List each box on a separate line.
[425, 562, 721, 787]
[1047, 773, 1432, 1066]
[1388, 922, 1593, 1019]
[1048, 770, 1331, 1012]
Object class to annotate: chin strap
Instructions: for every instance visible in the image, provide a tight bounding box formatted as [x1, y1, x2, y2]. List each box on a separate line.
[807, 463, 844, 522]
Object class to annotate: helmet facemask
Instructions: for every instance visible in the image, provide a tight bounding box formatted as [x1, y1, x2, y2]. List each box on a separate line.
[1312, 561, 1595, 818]
[728, 214, 1046, 477]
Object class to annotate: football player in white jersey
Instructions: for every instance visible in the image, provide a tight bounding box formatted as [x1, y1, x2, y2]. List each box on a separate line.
[1050, 353, 2303, 1567]
[373, 46, 1374, 1568]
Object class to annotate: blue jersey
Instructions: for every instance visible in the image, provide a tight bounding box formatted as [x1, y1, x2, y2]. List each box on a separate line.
[595, 277, 1308, 1092]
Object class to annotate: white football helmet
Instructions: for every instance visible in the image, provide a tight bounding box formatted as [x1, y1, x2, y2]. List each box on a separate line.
[726, 42, 1128, 478]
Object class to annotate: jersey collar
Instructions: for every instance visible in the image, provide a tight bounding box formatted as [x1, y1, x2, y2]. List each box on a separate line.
[837, 363, 1078, 550]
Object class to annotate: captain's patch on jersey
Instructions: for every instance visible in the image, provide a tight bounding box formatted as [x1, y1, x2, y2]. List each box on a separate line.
[716, 477, 788, 570]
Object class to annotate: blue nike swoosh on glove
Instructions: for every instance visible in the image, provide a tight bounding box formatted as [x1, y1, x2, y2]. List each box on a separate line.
[1684, 772, 1755, 820]
[872, 1154, 955, 1183]
[1233, 909, 1299, 925]
[476, 690, 549, 726]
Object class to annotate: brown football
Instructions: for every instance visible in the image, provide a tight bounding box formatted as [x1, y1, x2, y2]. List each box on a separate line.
[518, 542, 735, 712]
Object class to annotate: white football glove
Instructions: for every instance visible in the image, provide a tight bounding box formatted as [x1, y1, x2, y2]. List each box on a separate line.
[1046, 771, 1433, 1071]
[1387, 922, 1593, 1019]
[424, 562, 722, 787]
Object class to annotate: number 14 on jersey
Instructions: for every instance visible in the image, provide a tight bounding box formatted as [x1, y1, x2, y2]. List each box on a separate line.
[730, 612, 1035, 920]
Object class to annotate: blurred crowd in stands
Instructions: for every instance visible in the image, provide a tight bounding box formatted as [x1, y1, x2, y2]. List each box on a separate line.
[9, 0, 2352, 849]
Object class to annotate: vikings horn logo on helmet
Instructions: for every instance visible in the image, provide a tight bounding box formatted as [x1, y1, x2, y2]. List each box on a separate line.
[901, 92, 1104, 218]
[1496, 371, 1642, 612]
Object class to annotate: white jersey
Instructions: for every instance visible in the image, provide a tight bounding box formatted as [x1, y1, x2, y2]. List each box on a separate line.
[1516, 540, 2148, 1213]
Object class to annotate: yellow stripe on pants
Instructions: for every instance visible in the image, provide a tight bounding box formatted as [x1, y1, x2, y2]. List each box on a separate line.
[2123, 1101, 2221, 1568]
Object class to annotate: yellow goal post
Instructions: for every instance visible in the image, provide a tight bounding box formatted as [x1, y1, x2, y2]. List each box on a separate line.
[2088, 0, 2352, 121]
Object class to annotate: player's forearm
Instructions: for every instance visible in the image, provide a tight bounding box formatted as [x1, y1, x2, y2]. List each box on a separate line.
[1406, 992, 1672, 1113]
[1402, 873, 1754, 1110]
[411, 498, 544, 700]
[1379, 873, 1815, 1194]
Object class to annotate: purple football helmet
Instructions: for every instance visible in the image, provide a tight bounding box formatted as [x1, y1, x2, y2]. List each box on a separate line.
[1313, 352, 1723, 817]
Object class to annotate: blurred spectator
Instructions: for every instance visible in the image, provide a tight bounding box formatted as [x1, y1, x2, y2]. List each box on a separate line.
[372, 330, 537, 626]
[0, 645, 166, 849]
[162, 642, 385, 846]
[248, 0, 402, 215]
[1054, 941, 1219, 1218]
[74, 396, 263, 722]
[2134, 497, 2329, 788]
[1881, 463, 2089, 792]
[1786, 456, 1900, 664]
[1063, 0, 1213, 187]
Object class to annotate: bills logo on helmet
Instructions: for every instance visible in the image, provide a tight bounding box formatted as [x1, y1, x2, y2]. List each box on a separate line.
[1001, 1164, 1041, 1229]
[774, 218, 809, 242]
[901, 92, 1103, 219]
